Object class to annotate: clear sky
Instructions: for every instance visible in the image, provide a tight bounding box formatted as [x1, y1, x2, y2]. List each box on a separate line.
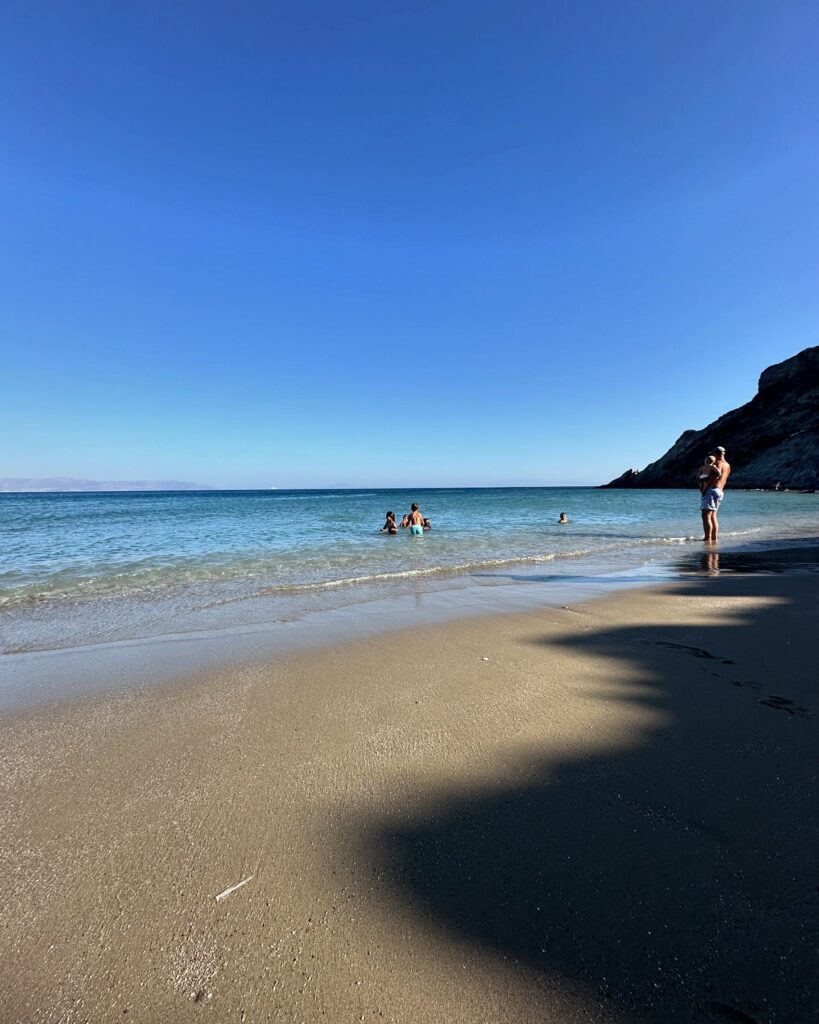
[2, 1, 817, 487]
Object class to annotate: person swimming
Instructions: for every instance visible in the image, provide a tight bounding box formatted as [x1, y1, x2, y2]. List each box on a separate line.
[380, 511, 398, 534]
[558, 512, 568, 524]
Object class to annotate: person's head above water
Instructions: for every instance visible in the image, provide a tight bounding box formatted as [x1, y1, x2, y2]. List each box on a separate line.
[411, 503, 419, 512]
[559, 512, 568, 523]
[710, 446, 726, 457]
[386, 510, 395, 518]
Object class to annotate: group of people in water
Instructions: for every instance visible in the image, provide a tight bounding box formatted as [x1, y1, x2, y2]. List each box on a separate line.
[697, 445, 731, 543]
[381, 503, 570, 535]
[380, 503, 431, 536]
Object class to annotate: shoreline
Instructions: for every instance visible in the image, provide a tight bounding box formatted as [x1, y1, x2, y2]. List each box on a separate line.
[1, 535, 818, 715]
[4, 488, 817, 664]
[1, 567, 817, 1022]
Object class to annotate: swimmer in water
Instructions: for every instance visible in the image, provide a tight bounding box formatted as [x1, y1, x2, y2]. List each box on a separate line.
[422, 518, 432, 530]
[380, 511, 398, 534]
[409, 503, 425, 536]
[558, 512, 568, 524]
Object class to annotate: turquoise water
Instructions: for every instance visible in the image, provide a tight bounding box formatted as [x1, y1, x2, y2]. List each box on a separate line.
[1, 487, 817, 655]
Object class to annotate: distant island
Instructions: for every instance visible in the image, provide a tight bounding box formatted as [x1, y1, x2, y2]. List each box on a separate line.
[603, 345, 819, 491]
[0, 478, 212, 493]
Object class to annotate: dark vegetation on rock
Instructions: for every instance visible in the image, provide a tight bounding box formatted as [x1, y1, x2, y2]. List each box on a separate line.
[603, 346, 819, 490]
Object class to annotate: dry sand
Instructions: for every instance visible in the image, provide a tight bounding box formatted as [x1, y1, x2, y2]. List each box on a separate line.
[1, 570, 817, 1024]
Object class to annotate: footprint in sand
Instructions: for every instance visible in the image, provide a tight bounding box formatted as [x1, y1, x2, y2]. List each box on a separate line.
[642, 639, 735, 664]
[758, 694, 812, 718]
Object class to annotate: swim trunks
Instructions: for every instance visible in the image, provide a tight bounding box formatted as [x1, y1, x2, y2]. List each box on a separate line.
[700, 487, 724, 512]
[410, 524, 424, 536]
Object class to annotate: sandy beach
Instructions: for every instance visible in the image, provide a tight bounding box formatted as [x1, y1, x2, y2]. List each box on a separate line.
[1, 565, 817, 1024]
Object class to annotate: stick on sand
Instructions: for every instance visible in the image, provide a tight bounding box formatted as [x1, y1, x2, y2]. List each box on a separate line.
[214, 874, 253, 902]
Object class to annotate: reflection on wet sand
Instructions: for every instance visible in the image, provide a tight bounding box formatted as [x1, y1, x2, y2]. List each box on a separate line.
[675, 540, 819, 577]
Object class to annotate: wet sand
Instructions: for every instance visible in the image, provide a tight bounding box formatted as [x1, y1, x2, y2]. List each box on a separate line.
[1, 569, 817, 1023]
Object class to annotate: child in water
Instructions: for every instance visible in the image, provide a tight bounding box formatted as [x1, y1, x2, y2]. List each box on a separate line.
[408, 503, 425, 536]
[558, 512, 568, 524]
[381, 511, 398, 534]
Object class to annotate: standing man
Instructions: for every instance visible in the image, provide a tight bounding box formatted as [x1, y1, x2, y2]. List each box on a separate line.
[700, 446, 731, 543]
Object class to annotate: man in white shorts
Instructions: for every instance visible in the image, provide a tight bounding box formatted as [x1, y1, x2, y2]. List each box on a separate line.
[700, 446, 731, 543]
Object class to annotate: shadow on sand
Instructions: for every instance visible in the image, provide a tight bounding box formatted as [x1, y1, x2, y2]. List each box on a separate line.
[362, 565, 818, 1023]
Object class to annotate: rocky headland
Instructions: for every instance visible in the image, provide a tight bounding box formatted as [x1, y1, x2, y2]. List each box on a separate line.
[603, 345, 819, 490]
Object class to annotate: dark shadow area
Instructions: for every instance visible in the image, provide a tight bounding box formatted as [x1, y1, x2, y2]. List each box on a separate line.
[363, 569, 819, 1023]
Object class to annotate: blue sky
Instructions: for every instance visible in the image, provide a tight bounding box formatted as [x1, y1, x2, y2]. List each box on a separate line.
[2, 1, 817, 487]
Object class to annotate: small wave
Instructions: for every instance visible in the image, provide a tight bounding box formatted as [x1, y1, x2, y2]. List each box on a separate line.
[199, 536, 716, 606]
[0, 535, 691, 611]
[0, 525, 784, 613]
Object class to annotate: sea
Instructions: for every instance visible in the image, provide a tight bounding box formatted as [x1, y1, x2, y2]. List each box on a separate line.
[2, 487, 817, 668]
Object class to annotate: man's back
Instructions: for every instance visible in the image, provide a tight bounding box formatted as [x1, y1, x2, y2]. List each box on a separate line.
[714, 459, 731, 490]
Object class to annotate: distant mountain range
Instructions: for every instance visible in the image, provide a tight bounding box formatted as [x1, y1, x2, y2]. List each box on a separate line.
[0, 478, 211, 493]
[604, 345, 819, 490]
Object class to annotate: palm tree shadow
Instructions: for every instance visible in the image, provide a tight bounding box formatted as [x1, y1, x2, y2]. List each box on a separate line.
[362, 572, 819, 1023]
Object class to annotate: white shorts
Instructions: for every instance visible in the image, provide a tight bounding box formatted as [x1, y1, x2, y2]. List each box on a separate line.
[700, 487, 723, 512]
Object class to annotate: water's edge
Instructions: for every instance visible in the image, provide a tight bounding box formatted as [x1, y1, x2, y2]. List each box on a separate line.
[2, 533, 818, 716]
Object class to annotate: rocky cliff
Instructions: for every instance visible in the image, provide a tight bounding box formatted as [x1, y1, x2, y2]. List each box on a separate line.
[603, 345, 819, 490]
